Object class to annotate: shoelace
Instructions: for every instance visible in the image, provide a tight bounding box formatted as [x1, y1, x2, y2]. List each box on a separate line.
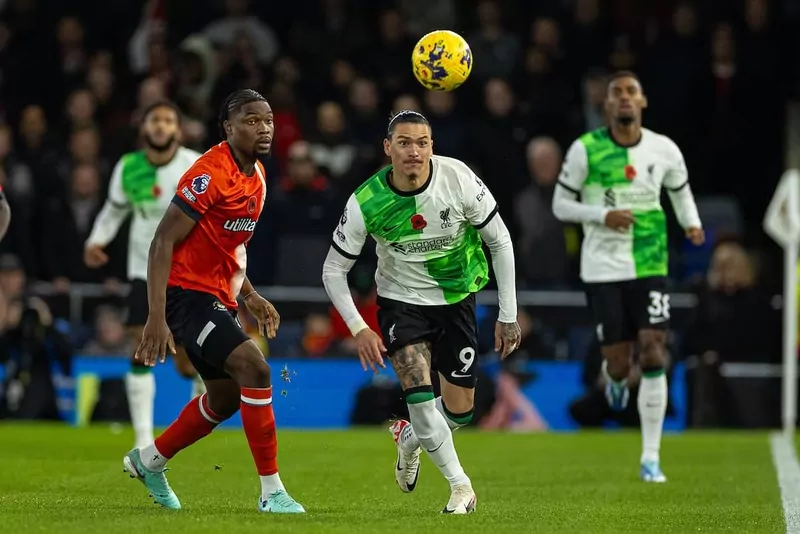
[148, 468, 175, 497]
[268, 490, 295, 507]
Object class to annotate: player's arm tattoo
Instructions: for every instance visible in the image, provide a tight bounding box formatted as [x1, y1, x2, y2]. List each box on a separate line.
[391, 342, 432, 389]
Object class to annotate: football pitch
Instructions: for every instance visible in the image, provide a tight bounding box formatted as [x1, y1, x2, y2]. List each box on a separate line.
[0, 424, 790, 533]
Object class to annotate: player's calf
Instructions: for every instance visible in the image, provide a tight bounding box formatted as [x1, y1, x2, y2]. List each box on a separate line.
[127, 325, 155, 449]
[395, 397, 473, 454]
[637, 329, 668, 479]
[405, 385, 470, 488]
[224, 341, 305, 513]
[601, 342, 632, 411]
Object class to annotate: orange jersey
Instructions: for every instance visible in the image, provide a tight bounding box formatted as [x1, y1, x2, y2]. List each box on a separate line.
[169, 142, 266, 308]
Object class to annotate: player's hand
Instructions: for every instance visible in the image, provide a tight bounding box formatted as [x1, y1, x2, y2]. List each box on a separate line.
[354, 328, 387, 373]
[135, 316, 175, 366]
[84, 244, 109, 268]
[686, 226, 705, 246]
[604, 210, 635, 231]
[494, 321, 522, 360]
[244, 293, 280, 339]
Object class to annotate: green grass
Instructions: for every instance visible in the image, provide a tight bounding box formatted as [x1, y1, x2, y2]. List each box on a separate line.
[0, 424, 785, 533]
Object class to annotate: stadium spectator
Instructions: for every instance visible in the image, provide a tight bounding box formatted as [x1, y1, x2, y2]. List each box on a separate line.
[423, 90, 467, 160]
[81, 305, 129, 356]
[203, 0, 280, 66]
[514, 137, 570, 288]
[40, 164, 106, 286]
[468, 0, 520, 81]
[347, 77, 384, 171]
[683, 241, 781, 427]
[269, 140, 340, 237]
[307, 101, 357, 183]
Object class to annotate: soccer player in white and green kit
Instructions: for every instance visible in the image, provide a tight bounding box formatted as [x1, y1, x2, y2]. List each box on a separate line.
[322, 110, 521, 514]
[553, 71, 705, 483]
[84, 101, 203, 449]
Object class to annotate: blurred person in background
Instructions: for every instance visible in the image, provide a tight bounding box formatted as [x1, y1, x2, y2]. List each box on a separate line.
[0, 265, 72, 420]
[347, 77, 384, 172]
[366, 9, 415, 94]
[468, 0, 520, 81]
[269, 140, 339, 237]
[54, 15, 88, 90]
[469, 78, 528, 231]
[83, 101, 203, 450]
[480, 309, 548, 432]
[580, 69, 609, 131]
[393, 93, 422, 114]
[82, 305, 130, 356]
[0, 123, 32, 268]
[553, 71, 704, 483]
[423, 90, 467, 160]
[40, 163, 104, 293]
[683, 240, 780, 427]
[203, 0, 280, 66]
[514, 137, 569, 287]
[307, 101, 357, 183]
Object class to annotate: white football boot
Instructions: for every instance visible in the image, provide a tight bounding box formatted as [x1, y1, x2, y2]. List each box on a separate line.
[389, 419, 421, 493]
[441, 484, 477, 514]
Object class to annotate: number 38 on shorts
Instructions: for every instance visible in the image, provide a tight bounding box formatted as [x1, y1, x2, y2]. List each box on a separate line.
[586, 276, 670, 346]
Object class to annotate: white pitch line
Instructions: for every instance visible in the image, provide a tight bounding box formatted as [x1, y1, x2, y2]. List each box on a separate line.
[771, 433, 800, 533]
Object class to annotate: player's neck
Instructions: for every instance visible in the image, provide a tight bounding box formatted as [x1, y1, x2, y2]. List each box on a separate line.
[609, 122, 642, 147]
[227, 142, 257, 176]
[390, 164, 431, 193]
[146, 144, 179, 167]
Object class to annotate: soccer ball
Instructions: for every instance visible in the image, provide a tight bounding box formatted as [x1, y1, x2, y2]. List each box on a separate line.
[411, 30, 472, 92]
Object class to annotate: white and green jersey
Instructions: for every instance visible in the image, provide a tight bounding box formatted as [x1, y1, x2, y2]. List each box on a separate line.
[87, 147, 201, 281]
[557, 127, 701, 283]
[332, 155, 498, 306]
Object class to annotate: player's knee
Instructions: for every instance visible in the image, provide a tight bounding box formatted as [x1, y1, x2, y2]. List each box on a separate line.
[601, 342, 632, 380]
[604, 357, 632, 381]
[443, 406, 473, 430]
[638, 330, 666, 368]
[224, 344, 271, 388]
[439, 393, 474, 429]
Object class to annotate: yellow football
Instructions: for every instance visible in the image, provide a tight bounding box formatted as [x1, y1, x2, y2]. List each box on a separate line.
[411, 30, 472, 92]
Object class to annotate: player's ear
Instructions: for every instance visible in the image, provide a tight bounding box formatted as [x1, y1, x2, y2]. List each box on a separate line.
[641, 95, 649, 110]
[224, 119, 232, 136]
[383, 138, 391, 157]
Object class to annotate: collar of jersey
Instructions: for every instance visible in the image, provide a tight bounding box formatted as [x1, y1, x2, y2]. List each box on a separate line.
[385, 160, 434, 197]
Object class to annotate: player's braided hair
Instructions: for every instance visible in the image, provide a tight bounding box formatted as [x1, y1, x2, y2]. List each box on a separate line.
[218, 88, 268, 140]
[386, 109, 430, 139]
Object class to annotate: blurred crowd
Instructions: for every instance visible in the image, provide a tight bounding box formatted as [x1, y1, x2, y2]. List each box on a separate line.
[0, 0, 795, 361]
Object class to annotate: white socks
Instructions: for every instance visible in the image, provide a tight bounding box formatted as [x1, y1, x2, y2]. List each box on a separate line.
[407, 396, 470, 488]
[126, 371, 155, 449]
[140, 442, 167, 471]
[638, 370, 667, 463]
[399, 396, 470, 453]
[260, 473, 286, 498]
